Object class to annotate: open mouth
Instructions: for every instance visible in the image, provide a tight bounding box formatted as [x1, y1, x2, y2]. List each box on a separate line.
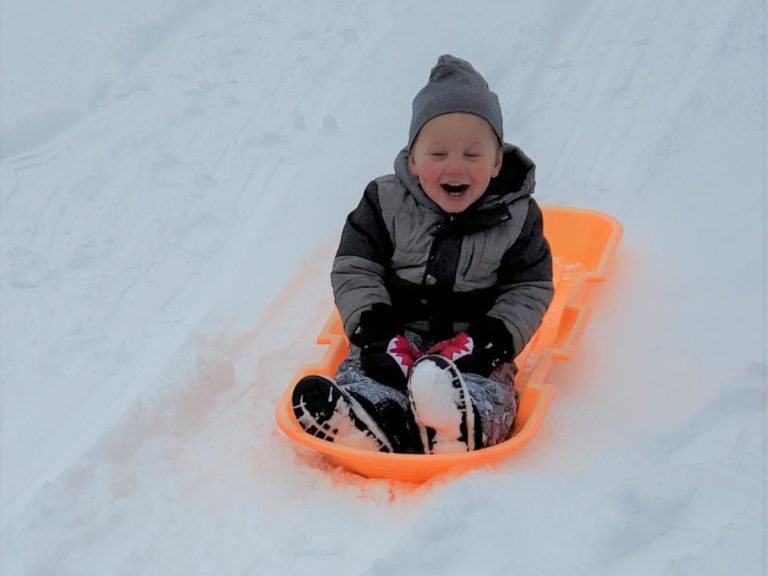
[440, 183, 470, 196]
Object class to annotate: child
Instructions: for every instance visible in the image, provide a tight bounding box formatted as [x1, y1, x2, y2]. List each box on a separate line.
[292, 55, 554, 454]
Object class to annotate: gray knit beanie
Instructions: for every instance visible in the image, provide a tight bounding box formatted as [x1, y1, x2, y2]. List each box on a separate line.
[408, 54, 503, 150]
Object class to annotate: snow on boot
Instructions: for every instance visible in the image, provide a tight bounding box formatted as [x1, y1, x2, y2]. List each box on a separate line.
[407, 355, 476, 454]
[292, 375, 394, 453]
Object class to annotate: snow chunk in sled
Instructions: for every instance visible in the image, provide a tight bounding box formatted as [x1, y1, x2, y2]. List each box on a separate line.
[276, 206, 622, 483]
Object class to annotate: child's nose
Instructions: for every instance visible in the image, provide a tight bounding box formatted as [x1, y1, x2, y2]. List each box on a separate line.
[445, 156, 465, 175]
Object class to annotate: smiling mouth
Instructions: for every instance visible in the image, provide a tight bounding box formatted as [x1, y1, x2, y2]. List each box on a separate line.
[441, 183, 470, 195]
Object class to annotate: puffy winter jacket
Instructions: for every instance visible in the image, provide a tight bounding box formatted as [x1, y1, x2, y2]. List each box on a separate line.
[331, 144, 554, 357]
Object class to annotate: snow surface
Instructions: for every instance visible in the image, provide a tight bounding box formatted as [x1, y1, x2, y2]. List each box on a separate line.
[1, 0, 766, 574]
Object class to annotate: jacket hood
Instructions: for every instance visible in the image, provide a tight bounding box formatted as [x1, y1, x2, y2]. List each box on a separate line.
[393, 143, 536, 215]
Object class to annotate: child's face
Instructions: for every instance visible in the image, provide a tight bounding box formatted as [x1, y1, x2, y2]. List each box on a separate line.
[408, 113, 502, 214]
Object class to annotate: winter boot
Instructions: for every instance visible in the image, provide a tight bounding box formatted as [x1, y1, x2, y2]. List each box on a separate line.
[407, 355, 478, 453]
[343, 388, 424, 454]
[292, 375, 394, 452]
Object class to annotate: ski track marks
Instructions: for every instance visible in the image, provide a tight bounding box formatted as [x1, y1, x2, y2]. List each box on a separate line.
[517, 0, 749, 208]
[0, 0, 405, 525]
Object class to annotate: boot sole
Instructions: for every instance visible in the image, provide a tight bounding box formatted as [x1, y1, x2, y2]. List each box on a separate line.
[292, 376, 394, 452]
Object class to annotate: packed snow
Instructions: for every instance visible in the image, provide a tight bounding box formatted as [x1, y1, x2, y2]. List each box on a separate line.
[1, 0, 766, 574]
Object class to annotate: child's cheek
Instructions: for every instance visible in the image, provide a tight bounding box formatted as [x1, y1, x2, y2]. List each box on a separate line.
[420, 163, 442, 184]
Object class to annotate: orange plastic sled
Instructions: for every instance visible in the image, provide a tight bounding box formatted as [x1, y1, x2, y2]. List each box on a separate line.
[276, 206, 622, 483]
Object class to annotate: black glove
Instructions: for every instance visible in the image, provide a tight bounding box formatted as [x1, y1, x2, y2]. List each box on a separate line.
[452, 316, 515, 377]
[354, 304, 420, 390]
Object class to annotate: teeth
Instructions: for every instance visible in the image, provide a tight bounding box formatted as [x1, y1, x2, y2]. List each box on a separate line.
[442, 183, 469, 195]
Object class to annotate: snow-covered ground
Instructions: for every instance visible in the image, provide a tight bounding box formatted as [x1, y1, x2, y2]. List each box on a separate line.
[1, 0, 766, 574]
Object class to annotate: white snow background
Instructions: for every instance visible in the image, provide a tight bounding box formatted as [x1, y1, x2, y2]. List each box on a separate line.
[1, 0, 766, 574]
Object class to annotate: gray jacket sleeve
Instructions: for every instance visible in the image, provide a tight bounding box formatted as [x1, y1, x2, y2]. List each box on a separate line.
[331, 181, 394, 338]
[488, 200, 554, 356]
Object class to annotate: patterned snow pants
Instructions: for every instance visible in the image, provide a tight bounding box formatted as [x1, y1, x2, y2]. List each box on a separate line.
[334, 332, 518, 452]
